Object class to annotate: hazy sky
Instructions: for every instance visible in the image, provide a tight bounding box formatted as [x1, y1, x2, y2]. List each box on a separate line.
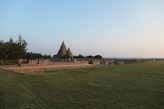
[0, 0, 164, 58]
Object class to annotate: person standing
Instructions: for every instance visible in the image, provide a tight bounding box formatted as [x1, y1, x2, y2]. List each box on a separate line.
[18, 58, 21, 67]
[37, 58, 40, 66]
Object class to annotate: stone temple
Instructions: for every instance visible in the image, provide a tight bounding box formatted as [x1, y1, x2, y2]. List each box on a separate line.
[55, 41, 74, 60]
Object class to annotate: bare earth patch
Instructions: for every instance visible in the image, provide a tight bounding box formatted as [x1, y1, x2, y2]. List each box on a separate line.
[0, 62, 94, 73]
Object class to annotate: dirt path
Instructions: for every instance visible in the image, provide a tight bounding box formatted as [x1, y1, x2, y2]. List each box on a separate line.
[1, 64, 93, 73]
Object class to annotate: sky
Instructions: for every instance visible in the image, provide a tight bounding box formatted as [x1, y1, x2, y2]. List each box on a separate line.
[0, 0, 164, 58]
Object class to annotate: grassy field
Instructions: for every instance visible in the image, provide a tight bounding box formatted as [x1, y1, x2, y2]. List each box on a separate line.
[0, 61, 164, 109]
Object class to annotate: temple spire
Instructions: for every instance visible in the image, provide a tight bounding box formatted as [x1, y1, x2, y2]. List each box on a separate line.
[56, 41, 67, 59]
[66, 48, 74, 59]
[55, 41, 74, 60]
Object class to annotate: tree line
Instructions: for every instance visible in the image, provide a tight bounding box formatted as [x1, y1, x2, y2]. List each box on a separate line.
[74, 54, 103, 59]
[24, 52, 51, 60]
[0, 36, 51, 61]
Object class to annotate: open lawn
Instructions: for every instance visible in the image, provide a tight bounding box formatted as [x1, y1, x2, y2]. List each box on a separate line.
[0, 61, 164, 109]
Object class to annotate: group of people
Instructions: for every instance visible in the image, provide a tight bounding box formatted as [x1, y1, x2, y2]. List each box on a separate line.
[18, 58, 40, 67]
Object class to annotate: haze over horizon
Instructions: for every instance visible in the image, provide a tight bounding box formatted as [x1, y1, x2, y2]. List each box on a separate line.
[1, 0, 164, 58]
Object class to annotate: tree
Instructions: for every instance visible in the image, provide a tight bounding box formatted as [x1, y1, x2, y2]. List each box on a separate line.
[74, 54, 85, 59]
[86, 55, 94, 59]
[0, 35, 27, 60]
[17, 35, 27, 58]
[95, 55, 103, 59]
[78, 54, 84, 58]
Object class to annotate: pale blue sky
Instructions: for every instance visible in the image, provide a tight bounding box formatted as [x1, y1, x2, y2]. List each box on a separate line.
[0, 0, 164, 58]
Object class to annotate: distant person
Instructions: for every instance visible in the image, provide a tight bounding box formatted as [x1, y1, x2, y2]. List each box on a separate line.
[37, 58, 40, 66]
[29, 59, 31, 64]
[27, 59, 29, 64]
[73, 59, 77, 63]
[27, 59, 30, 64]
[18, 58, 21, 67]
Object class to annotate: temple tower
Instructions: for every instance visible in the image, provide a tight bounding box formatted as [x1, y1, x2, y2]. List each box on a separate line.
[55, 41, 74, 60]
[66, 48, 74, 59]
[56, 41, 67, 59]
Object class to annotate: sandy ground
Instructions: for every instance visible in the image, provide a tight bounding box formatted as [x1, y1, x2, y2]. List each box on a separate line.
[0, 62, 94, 73]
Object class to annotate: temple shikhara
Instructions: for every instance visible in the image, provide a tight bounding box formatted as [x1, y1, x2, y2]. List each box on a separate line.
[54, 41, 74, 60]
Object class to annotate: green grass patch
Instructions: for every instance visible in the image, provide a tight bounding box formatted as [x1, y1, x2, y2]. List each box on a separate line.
[0, 61, 164, 109]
